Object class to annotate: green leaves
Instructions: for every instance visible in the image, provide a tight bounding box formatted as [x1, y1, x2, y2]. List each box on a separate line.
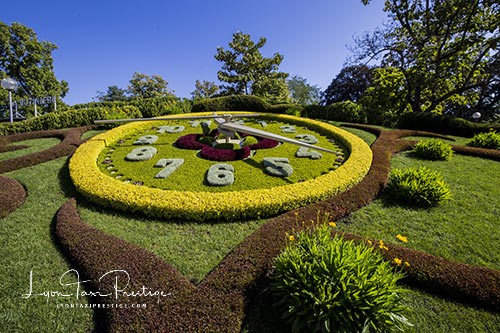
[214, 31, 289, 101]
[386, 166, 452, 207]
[413, 139, 454, 160]
[271, 225, 411, 332]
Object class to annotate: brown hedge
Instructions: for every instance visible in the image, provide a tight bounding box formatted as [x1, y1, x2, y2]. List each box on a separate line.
[0, 126, 93, 174]
[53, 126, 500, 332]
[0, 176, 26, 218]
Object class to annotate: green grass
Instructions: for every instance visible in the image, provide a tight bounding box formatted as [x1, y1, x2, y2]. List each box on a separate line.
[97, 119, 345, 192]
[0, 158, 93, 332]
[77, 202, 267, 283]
[0, 137, 61, 161]
[337, 151, 500, 270]
[1, 126, 499, 332]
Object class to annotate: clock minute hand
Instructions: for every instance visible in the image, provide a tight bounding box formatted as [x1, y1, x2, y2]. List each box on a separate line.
[217, 121, 336, 154]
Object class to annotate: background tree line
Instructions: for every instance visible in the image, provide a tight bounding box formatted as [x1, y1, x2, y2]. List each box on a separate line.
[2, 0, 498, 125]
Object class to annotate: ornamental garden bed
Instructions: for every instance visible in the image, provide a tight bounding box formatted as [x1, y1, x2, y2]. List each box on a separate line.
[0, 119, 499, 332]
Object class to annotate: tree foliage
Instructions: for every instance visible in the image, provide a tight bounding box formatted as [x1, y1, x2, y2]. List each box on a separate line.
[127, 72, 173, 100]
[0, 22, 68, 105]
[322, 64, 373, 105]
[215, 31, 289, 101]
[191, 80, 219, 100]
[357, 0, 499, 116]
[287, 75, 322, 105]
[95, 85, 128, 102]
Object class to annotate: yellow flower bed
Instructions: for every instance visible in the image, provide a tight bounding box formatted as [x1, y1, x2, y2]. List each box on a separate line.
[69, 112, 372, 221]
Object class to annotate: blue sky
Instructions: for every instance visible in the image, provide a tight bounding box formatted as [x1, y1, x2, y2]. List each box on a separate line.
[2, 0, 388, 105]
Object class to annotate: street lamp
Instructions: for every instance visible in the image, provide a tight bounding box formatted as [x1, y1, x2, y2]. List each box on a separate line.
[472, 112, 481, 123]
[1, 78, 19, 124]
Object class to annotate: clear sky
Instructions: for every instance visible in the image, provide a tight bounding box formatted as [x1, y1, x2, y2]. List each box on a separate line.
[2, 0, 388, 105]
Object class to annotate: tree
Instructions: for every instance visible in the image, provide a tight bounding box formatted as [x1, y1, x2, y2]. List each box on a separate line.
[287, 75, 322, 105]
[357, 0, 500, 115]
[322, 64, 373, 105]
[215, 31, 289, 101]
[95, 85, 128, 102]
[360, 67, 411, 126]
[0, 22, 68, 106]
[191, 80, 219, 100]
[127, 72, 173, 99]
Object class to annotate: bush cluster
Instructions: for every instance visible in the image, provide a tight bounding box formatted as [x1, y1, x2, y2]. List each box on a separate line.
[397, 112, 500, 137]
[467, 131, 500, 150]
[304, 101, 366, 124]
[413, 139, 454, 160]
[386, 166, 452, 207]
[0, 176, 26, 218]
[271, 225, 411, 333]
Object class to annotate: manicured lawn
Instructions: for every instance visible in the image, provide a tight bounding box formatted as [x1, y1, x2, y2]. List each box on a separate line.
[0, 137, 60, 161]
[1, 126, 499, 332]
[337, 151, 500, 270]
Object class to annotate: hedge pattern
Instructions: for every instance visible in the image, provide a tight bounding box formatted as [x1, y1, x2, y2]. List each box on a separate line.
[0, 176, 26, 218]
[69, 112, 373, 221]
[54, 124, 500, 332]
[0, 127, 93, 174]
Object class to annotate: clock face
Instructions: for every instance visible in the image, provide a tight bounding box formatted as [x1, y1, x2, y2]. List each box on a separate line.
[70, 112, 372, 221]
[97, 118, 346, 193]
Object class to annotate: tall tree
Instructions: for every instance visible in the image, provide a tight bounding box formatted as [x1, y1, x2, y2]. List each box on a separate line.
[322, 64, 373, 105]
[215, 31, 289, 101]
[287, 75, 322, 105]
[127, 72, 173, 99]
[191, 80, 219, 100]
[0, 22, 68, 103]
[357, 0, 499, 114]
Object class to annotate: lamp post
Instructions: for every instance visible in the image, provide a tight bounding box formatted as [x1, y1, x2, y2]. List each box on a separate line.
[472, 112, 481, 123]
[1, 78, 19, 124]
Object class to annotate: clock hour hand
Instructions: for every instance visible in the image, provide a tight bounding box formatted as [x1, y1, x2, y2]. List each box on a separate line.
[217, 121, 336, 154]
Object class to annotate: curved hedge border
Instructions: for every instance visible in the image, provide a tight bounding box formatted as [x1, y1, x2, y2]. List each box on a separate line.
[55, 125, 500, 332]
[0, 176, 26, 218]
[0, 127, 93, 174]
[69, 112, 373, 221]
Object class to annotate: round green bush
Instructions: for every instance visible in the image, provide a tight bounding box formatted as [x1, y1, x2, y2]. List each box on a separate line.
[413, 139, 453, 160]
[467, 131, 500, 150]
[386, 166, 452, 207]
[271, 225, 411, 333]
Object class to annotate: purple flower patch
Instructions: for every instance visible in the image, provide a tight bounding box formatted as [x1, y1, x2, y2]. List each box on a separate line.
[200, 145, 251, 161]
[174, 134, 206, 150]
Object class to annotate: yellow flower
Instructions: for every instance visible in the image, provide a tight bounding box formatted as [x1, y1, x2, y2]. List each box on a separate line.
[288, 235, 295, 241]
[378, 240, 389, 250]
[404, 261, 411, 268]
[393, 258, 402, 265]
[329, 222, 337, 227]
[367, 240, 373, 246]
[396, 234, 408, 243]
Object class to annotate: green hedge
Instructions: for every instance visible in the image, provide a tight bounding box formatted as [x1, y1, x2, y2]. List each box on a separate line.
[304, 101, 366, 124]
[398, 112, 500, 137]
[71, 96, 184, 118]
[0, 106, 141, 135]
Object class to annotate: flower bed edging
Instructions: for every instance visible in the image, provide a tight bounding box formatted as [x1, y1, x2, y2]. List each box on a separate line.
[0, 176, 26, 218]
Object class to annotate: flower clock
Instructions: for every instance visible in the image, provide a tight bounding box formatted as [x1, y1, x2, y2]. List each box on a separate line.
[69, 112, 372, 221]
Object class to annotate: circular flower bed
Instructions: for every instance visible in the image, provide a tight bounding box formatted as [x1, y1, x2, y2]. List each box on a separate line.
[69, 112, 373, 221]
[200, 145, 251, 161]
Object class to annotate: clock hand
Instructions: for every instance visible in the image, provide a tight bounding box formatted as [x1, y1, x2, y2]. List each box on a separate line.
[217, 121, 336, 154]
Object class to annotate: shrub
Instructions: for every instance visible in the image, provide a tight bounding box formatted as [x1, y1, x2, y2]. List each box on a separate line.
[413, 139, 453, 160]
[467, 131, 500, 150]
[397, 112, 500, 137]
[271, 225, 411, 333]
[303, 101, 366, 124]
[191, 95, 271, 112]
[386, 167, 452, 207]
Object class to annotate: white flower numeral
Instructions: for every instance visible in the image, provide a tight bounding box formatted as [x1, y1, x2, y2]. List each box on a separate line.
[206, 164, 235, 186]
[154, 159, 184, 179]
[262, 158, 294, 177]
